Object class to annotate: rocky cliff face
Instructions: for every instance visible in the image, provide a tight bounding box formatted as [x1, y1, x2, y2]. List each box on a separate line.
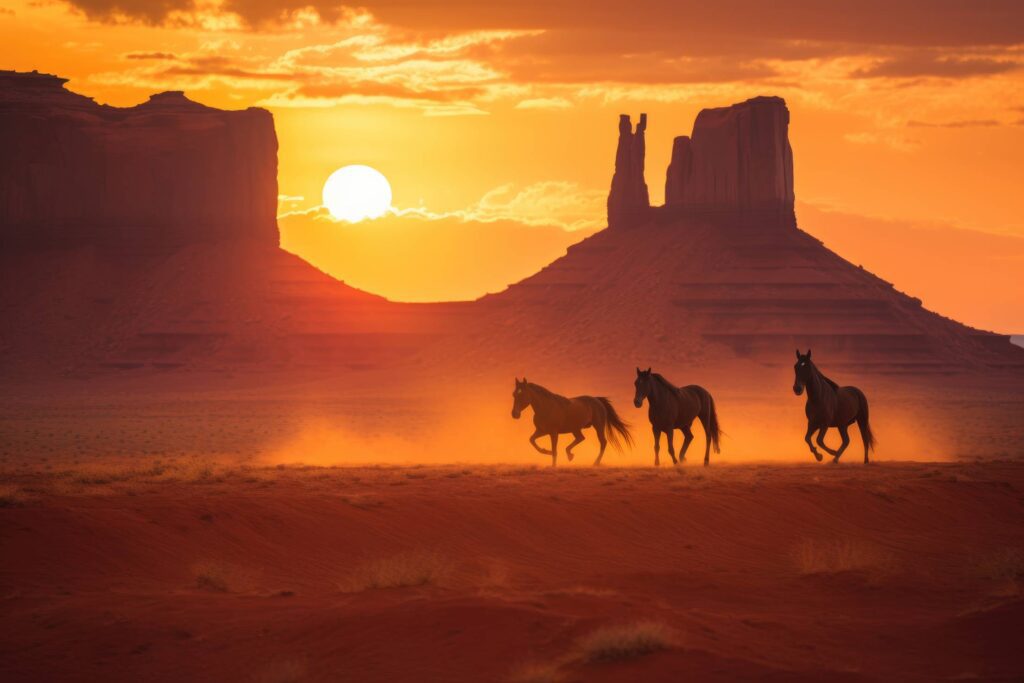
[606, 113, 651, 229]
[664, 96, 794, 220]
[0, 70, 278, 248]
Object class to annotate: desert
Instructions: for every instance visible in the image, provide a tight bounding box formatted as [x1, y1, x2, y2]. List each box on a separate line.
[3, 4, 1024, 678]
[3, 458, 1024, 681]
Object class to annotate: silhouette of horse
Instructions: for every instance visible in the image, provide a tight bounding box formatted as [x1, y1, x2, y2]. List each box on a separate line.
[510, 378, 633, 466]
[632, 368, 721, 466]
[792, 349, 875, 464]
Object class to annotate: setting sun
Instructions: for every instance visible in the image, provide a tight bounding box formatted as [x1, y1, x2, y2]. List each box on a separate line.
[322, 165, 392, 223]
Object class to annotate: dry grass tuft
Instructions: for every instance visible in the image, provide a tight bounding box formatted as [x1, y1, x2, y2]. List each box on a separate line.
[794, 539, 890, 575]
[575, 621, 676, 663]
[0, 484, 27, 507]
[339, 494, 383, 509]
[508, 661, 562, 683]
[255, 659, 307, 683]
[976, 547, 1024, 596]
[193, 561, 231, 592]
[340, 551, 450, 592]
[977, 548, 1024, 582]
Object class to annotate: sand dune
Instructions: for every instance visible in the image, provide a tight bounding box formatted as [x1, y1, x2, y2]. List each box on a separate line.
[2, 462, 1023, 681]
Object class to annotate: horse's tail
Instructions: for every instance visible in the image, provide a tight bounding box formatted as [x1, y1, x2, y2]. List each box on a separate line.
[702, 388, 722, 454]
[855, 388, 875, 452]
[597, 397, 633, 450]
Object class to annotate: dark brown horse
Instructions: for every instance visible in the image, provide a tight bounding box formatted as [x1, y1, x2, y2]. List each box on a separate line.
[792, 349, 875, 464]
[511, 378, 633, 466]
[632, 368, 721, 466]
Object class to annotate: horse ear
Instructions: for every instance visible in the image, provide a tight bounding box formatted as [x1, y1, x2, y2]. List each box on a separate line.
[795, 349, 801, 360]
[806, 349, 812, 360]
[636, 366, 641, 376]
[646, 367, 651, 374]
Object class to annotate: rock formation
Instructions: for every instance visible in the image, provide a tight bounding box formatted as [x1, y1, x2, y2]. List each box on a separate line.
[663, 96, 794, 227]
[607, 113, 651, 229]
[496, 99, 1022, 380]
[0, 70, 278, 248]
[0, 71, 442, 375]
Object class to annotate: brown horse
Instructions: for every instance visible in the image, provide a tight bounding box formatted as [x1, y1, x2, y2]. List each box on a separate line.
[632, 368, 721, 466]
[511, 378, 633, 466]
[792, 349, 875, 464]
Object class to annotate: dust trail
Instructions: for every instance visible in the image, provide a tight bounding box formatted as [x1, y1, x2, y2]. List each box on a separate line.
[260, 380, 952, 466]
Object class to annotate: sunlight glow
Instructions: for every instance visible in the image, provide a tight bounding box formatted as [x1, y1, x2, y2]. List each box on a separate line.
[322, 165, 393, 222]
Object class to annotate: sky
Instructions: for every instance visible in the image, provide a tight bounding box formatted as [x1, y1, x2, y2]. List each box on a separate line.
[2, 0, 1023, 331]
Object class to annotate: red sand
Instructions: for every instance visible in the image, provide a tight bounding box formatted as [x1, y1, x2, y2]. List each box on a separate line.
[2, 462, 1023, 682]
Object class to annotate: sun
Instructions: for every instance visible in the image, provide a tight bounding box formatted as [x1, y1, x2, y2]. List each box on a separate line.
[322, 165, 393, 222]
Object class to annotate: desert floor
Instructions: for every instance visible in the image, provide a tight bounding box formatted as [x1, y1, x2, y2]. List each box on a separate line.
[2, 460, 1024, 682]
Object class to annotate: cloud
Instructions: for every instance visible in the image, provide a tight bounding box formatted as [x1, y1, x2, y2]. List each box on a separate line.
[843, 131, 920, 152]
[851, 55, 1021, 79]
[404, 181, 606, 232]
[124, 51, 177, 60]
[281, 181, 606, 233]
[906, 118, 1002, 128]
[88, 18, 536, 114]
[56, 0, 1024, 50]
[515, 97, 572, 110]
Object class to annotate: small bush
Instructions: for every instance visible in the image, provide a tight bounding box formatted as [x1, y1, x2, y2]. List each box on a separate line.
[576, 621, 676, 663]
[977, 548, 1024, 582]
[193, 561, 230, 592]
[340, 551, 450, 592]
[0, 484, 26, 507]
[255, 659, 307, 683]
[508, 661, 561, 683]
[795, 539, 889, 575]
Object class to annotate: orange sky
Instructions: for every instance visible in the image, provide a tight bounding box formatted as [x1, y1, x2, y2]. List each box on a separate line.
[2, 0, 1023, 330]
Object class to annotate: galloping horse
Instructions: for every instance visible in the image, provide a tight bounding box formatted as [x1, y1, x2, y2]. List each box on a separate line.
[632, 368, 721, 466]
[510, 378, 633, 466]
[792, 349, 875, 463]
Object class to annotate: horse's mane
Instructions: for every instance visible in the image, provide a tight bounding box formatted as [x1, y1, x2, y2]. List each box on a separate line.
[526, 382, 570, 404]
[650, 373, 680, 395]
[810, 362, 839, 391]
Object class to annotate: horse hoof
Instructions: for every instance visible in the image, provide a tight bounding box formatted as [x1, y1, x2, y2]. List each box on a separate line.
[813, 452, 823, 462]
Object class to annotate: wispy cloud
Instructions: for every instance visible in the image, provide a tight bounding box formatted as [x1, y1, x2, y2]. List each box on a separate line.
[907, 118, 1002, 128]
[515, 97, 572, 110]
[280, 181, 605, 233]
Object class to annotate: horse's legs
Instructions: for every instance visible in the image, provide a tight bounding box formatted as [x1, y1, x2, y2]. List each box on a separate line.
[832, 424, 851, 463]
[857, 418, 870, 464]
[652, 427, 662, 467]
[594, 427, 607, 466]
[816, 428, 840, 457]
[665, 430, 677, 465]
[701, 419, 712, 467]
[549, 433, 559, 467]
[804, 423, 823, 462]
[679, 425, 694, 462]
[529, 428, 551, 456]
[565, 430, 585, 462]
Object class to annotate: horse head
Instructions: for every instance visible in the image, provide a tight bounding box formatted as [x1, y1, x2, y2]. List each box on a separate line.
[793, 349, 813, 395]
[633, 367, 653, 408]
[511, 377, 531, 419]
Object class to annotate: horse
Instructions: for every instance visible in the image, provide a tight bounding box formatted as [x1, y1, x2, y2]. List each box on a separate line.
[632, 367, 721, 466]
[510, 378, 633, 466]
[792, 349, 875, 464]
